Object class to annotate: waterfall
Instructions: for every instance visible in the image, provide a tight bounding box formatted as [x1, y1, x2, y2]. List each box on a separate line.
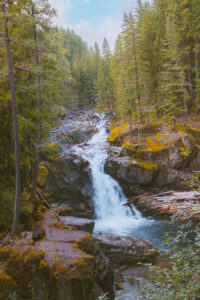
[74, 114, 147, 235]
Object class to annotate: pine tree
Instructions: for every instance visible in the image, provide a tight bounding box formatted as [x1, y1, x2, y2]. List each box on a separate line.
[95, 38, 116, 115]
[159, 16, 189, 127]
[1, 0, 21, 235]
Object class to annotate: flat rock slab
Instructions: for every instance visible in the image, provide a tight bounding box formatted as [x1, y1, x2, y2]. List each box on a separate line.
[60, 216, 95, 233]
[35, 240, 94, 272]
[45, 226, 92, 243]
[93, 232, 160, 266]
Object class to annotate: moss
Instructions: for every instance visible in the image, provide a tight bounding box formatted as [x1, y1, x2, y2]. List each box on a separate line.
[34, 210, 44, 221]
[180, 147, 191, 158]
[11, 248, 20, 259]
[49, 222, 69, 230]
[0, 274, 17, 299]
[38, 163, 48, 187]
[25, 249, 45, 263]
[122, 138, 139, 151]
[136, 159, 158, 171]
[38, 259, 48, 271]
[108, 123, 129, 142]
[141, 123, 159, 133]
[0, 246, 11, 262]
[145, 135, 165, 151]
[42, 143, 61, 159]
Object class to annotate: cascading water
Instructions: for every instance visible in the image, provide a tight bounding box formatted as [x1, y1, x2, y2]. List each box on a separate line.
[74, 114, 151, 235]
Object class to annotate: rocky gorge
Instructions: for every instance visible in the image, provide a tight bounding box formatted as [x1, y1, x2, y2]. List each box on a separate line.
[1, 111, 200, 300]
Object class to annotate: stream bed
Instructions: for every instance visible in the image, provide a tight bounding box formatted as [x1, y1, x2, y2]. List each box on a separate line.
[73, 113, 177, 250]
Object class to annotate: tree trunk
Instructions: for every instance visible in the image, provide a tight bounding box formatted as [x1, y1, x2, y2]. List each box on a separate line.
[144, 81, 150, 127]
[173, 115, 177, 132]
[2, 1, 21, 235]
[129, 114, 133, 138]
[195, 47, 199, 113]
[187, 56, 194, 108]
[31, 5, 41, 202]
[132, 29, 144, 124]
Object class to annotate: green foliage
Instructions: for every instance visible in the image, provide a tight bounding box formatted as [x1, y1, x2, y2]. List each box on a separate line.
[182, 172, 200, 191]
[144, 224, 200, 300]
[0, 188, 14, 232]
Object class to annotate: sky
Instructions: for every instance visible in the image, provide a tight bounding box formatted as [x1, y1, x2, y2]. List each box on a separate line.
[48, 0, 140, 50]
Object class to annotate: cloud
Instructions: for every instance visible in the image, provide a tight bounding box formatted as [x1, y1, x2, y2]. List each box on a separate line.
[49, 0, 73, 27]
[48, 0, 138, 49]
[71, 15, 121, 50]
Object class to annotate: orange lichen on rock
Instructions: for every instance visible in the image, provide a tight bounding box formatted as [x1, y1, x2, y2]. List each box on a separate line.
[136, 159, 158, 171]
[108, 123, 129, 142]
[122, 138, 138, 150]
[145, 135, 165, 151]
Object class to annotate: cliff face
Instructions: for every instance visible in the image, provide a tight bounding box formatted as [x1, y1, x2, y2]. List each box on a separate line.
[105, 122, 200, 195]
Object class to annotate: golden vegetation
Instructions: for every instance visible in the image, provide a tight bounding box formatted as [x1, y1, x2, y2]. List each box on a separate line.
[136, 159, 158, 171]
[108, 123, 129, 142]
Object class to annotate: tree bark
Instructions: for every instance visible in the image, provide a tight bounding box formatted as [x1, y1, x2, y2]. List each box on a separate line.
[2, 1, 21, 235]
[129, 114, 133, 138]
[195, 46, 199, 113]
[144, 81, 150, 127]
[31, 4, 41, 202]
[173, 115, 177, 132]
[132, 28, 144, 124]
[187, 56, 194, 108]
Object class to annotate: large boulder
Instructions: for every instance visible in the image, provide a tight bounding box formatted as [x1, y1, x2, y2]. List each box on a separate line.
[153, 166, 181, 187]
[104, 155, 157, 194]
[93, 232, 160, 267]
[0, 210, 114, 300]
[45, 154, 93, 218]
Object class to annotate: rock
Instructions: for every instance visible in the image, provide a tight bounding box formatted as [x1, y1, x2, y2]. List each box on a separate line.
[0, 210, 114, 300]
[104, 156, 157, 191]
[32, 225, 45, 241]
[45, 154, 93, 218]
[56, 205, 72, 216]
[93, 232, 160, 267]
[60, 216, 95, 233]
[0, 274, 17, 300]
[153, 166, 180, 187]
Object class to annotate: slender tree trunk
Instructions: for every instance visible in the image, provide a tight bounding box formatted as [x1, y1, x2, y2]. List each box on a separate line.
[132, 30, 144, 124]
[129, 113, 133, 138]
[144, 81, 150, 127]
[187, 56, 194, 108]
[173, 115, 177, 132]
[31, 5, 41, 201]
[195, 47, 199, 113]
[155, 99, 159, 119]
[2, 2, 21, 235]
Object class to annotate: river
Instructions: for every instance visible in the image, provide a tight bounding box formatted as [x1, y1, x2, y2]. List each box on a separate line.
[74, 114, 176, 250]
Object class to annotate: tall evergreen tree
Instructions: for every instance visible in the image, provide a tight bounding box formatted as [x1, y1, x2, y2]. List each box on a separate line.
[1, 0, 21, 235]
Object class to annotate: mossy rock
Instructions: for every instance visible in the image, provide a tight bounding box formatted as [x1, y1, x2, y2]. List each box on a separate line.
[108, 123, 130, 143]
[0, 274, 17, 300]
[42, 143, 61, 160]
[0, 246, 11, 262]
[136, 160, 158, 171]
